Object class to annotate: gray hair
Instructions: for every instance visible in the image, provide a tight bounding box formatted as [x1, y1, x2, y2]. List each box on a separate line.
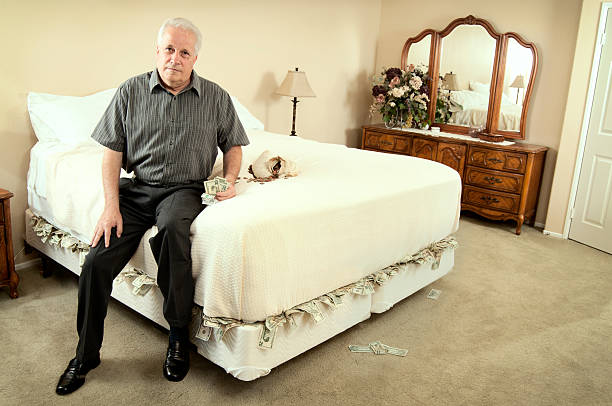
[157, 17, 202, 55]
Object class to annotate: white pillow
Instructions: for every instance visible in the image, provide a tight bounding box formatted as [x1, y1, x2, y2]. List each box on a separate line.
[230, 96, 264, 130]
[28, 88, 117, 146]
[469, 81, 490, 95]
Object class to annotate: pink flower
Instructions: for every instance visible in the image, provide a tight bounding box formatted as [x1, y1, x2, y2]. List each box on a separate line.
[389, 76, 400, 88]
[408, 64, 415, 72]
[376, 94, 385, 103]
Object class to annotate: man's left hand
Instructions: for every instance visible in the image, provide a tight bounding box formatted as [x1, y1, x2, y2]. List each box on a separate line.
[216, 182, 236, 201]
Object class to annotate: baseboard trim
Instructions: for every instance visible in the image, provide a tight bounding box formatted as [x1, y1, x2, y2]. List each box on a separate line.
[15, 258, 42, 271]
[543, 229, 564, 239]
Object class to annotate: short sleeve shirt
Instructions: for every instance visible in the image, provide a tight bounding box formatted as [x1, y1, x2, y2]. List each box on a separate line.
[91, 70, 250, 185]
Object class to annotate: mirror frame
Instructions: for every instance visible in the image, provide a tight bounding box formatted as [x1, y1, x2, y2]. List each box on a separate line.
[400, 15, 538, 140]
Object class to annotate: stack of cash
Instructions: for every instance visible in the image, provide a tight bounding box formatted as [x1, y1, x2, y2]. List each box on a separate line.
[201, 176, 230, 205]
[348, 341, 408, 357]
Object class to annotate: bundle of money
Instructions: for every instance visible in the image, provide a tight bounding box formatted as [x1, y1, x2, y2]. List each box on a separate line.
[348, 341, 408, 357]
[201, 176, 230, 205]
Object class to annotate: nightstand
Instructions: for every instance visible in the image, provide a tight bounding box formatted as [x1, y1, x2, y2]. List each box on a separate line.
[0, 189, 19, 298]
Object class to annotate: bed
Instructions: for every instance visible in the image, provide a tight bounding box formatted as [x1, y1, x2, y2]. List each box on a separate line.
[25, 88, 461, 381]
[446, 87, 521, 131]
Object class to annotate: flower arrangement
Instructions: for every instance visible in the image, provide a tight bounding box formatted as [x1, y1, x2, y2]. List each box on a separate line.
[370, 65, 431, 129]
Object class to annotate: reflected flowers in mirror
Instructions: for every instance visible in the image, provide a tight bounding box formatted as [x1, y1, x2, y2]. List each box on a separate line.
[370, 65, 430, 129]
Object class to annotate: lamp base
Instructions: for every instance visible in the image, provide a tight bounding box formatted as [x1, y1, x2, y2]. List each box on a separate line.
[290, 97, 299, 136]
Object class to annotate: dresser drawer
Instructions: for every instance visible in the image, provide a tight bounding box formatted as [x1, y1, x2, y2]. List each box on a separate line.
[465, 167, 524, 194]
[467, 147, 527, 173]
[462, 185, 520, 213]
[364, 131, 411, 154]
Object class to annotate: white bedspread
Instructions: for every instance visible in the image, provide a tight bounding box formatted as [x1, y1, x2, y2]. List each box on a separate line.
[28, 130, 461, 322]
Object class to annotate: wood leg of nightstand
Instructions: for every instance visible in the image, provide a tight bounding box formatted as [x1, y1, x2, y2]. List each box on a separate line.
[8, 281, 18, 298]
[515, 214, 524, 235]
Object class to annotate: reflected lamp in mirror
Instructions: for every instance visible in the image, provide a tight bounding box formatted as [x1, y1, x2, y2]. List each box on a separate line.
[509, 75, 525, 104]
[442, 72, 460, 91]
[276, 67, 316, 136]
[442, 72, 460, 104]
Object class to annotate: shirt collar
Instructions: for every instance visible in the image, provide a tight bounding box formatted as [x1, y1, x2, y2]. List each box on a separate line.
[149, 69, 201, 97]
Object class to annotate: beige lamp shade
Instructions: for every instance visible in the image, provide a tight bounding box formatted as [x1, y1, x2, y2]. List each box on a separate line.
[510, 75, 525, 88]
[442, 72, 460, 91]
[276, 70, 316, 97]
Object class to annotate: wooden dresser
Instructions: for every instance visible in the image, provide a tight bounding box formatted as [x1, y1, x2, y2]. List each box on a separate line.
[362, 125, 547, 234]
[0, 188, 19, 298]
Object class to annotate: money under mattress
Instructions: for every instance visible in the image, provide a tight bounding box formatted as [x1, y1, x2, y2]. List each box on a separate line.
[27, 129, 461, 322]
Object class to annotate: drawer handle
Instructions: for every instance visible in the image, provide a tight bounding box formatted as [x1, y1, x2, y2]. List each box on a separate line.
[483, 176, 502, 184]
[480, 195, 500, 204]
[381, 140, 393, 146]
[487, 158, 503, 164]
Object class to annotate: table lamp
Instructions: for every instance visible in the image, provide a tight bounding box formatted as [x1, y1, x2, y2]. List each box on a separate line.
[510, 75, 525, 104]
[275, 67, 316, 136]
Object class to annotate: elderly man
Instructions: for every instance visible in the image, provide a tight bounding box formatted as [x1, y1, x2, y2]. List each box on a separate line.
[56, 18, 249, 395]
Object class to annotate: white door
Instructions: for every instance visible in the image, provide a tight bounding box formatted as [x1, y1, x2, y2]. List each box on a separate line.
[569, 8, 612, 254]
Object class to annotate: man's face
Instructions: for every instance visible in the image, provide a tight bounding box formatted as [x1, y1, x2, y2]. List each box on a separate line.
[156, 26, 198, 91]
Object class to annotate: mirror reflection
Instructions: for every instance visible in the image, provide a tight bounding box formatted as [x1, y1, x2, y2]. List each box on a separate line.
[406, 34, 431, 72]
[499, 37, 533, 131]
[435, 24, 496, 128]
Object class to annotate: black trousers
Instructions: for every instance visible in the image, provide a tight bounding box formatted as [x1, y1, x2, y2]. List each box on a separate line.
[76, 178, 205, 362]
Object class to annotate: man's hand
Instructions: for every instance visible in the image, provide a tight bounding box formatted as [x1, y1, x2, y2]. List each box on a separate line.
[215, 182, 236, 201]
[91, 206, 123, 248]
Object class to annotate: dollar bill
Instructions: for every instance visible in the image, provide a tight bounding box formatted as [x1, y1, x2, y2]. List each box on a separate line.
[427, 289, 441, 300]
[295, 301, 325, 323]
[195, 324, 212, 341]
[369, 341, 387, 355]
[204, 179, 219, 195]
[381, 342, 408, 357]
[214, 176, 229, 192]
[203, 177, 230, 203]
[348, 341, 408, 357]
[258, 324, 277, 349]
[201, 193, 216, 205]
[348, 345, 372, 353]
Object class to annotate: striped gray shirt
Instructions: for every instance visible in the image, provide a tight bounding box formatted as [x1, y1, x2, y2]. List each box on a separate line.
[92, 70, 249, 185]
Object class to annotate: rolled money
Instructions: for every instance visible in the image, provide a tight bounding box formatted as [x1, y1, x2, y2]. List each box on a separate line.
[369, 341, 386, 355]
[348, 342, 409, 357]
[348, 345, 372, 353]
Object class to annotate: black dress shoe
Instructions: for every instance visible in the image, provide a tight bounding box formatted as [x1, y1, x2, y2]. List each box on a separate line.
[163, 340, 190, 382]
[56, 356, 101, 395]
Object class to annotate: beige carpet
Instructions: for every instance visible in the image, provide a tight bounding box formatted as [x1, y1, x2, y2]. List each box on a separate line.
[1, 214, 611, 405]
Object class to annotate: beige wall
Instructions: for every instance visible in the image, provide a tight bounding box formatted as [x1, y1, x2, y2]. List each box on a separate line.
[439, 25, 497, 90]
[545, 0, 604, 235]
[375, 0, 583, 225]
[2, 0, 381, 264]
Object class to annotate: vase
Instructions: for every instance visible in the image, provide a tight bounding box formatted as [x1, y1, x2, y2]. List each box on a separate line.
[383, 117, 397, 128]
[384, 110, 412, 129]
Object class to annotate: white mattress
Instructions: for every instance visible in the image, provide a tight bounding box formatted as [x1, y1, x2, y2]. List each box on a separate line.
[27, 130, 461, 322]
[26, 207, 455, 381]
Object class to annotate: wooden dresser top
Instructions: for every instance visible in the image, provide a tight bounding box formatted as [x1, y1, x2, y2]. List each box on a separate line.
[363, 124, 548, 154]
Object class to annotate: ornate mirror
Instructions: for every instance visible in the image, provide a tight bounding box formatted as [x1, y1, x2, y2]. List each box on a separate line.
[491, 34, 537, 137]
[404, 31, 432, 69]
[401, 15, 537, 140]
